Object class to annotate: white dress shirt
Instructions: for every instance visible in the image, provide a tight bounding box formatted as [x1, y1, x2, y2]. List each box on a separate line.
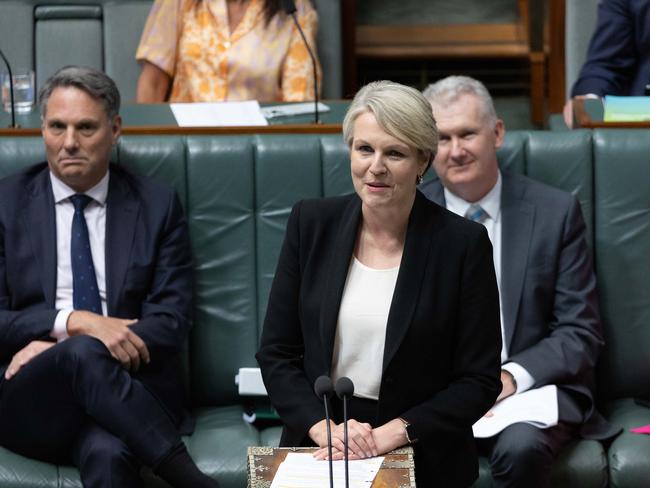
[50, 171, 109, 341]
[444, 171, 534, 394]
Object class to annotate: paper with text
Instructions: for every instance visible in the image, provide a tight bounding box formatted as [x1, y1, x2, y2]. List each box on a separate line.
[270, 452, 384, 488]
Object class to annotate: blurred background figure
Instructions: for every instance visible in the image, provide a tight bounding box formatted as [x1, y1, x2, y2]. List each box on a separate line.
[257, 80, 502, 486]
[136, 0, 320, 103]
[564, 0, 650, 127]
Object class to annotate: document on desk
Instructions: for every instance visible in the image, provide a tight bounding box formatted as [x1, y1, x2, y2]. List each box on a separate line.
[270, 453, 384, 488]
[170, 101, 268, 126]
[472, 385, 558, 438]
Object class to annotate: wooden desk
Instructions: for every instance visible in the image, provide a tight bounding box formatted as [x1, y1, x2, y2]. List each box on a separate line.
[573, 98, 650, 129]
[247, 446, 415, 488]
[0, 101, 348, 136]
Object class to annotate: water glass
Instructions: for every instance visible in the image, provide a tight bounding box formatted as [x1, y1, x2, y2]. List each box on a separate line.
[1, 70, 35, 114]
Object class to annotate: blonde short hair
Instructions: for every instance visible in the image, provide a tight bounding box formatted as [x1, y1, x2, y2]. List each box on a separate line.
[343, 81, 438, 168]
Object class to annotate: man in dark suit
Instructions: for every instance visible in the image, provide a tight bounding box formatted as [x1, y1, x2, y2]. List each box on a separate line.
[0, 66, 218, 488]
[421, 76, 617, 487]
[564, 0, 650, 127]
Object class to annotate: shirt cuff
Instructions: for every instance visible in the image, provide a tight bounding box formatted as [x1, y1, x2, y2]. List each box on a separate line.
[502, 362, 534, 394]
[52, 308, 73, 342]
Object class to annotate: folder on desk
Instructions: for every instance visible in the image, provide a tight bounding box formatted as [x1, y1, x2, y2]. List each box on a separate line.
[604, 96, 650, 122]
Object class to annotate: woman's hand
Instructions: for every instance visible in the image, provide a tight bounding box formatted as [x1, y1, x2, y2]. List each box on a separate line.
[313, 418, 408, 460]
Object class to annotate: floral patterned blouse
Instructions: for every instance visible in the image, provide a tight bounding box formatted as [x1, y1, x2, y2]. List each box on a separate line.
[136, 0, 320, 102]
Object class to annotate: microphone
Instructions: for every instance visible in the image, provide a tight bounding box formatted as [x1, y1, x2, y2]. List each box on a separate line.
[281, 0, 320, 124]
[314, 375, 334, 488]
[0, 48, 17, 128]
[335, 377, 354, 488]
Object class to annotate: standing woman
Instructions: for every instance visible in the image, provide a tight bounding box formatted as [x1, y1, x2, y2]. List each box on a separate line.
[257, 80, 502, 486]
[135, 0, 319, 102]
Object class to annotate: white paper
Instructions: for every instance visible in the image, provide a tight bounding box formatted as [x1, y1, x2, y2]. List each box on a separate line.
[170, 101, 268, 126]
[270, 452, 384, 488]
[472, 385, 559, 438]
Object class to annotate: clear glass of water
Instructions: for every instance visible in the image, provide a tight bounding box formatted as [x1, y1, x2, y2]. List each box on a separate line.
[1, 70, 35, 114]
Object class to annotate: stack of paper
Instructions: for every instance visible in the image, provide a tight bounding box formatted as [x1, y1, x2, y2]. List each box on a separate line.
[270, 453, 383, 488]
[473, 385, 559, 438]
[170, 101, 268, 126]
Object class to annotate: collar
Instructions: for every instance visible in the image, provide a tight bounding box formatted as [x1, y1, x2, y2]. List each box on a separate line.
[444, 170, 502, 220]
[50, 170, 110, 206]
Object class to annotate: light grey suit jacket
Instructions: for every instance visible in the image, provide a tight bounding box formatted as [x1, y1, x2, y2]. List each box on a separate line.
[421, 171, 617, 439]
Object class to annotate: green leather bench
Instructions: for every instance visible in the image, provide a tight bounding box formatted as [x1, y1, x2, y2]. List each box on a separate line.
[0, 129, 648, 487]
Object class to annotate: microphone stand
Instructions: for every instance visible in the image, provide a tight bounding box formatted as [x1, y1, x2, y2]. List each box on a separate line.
[335, 377, 355, 488]
[282, 0, 320, 124]
[314, 375, 335, 488]
[0, 48, 17, 128]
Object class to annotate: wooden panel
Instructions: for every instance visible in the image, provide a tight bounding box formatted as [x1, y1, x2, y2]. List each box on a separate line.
[548, 0, 566, 113]
[356, 24, 529, 59]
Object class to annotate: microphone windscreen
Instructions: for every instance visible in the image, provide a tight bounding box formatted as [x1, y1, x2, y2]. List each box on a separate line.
[335, 376, 354, 399]
[281, 0, 297, 14]
[314, 375, 333, 398]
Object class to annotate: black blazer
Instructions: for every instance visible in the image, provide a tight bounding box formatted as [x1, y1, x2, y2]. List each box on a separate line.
[0, 163, 194, 432]
[421, 172, 619, 440]
[257, 191, 502, 486]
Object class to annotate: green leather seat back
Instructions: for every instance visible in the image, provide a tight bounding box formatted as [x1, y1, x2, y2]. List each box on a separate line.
[35, 6, 104, 92]
[525, 130, 594, 247]
[0, 137, 45, 177]
[186, 136, 258, 406]
[593, 129, 650, 401]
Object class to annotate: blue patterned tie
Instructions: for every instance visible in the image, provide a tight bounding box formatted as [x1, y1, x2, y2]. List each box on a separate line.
[70, 194, 102, 313]
[465, 203, 489, 224]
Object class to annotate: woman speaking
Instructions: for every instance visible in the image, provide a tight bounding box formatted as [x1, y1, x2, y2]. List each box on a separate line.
[257, 81, 502, 486]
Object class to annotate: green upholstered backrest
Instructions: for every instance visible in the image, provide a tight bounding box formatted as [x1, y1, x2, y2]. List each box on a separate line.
[593, 130, 650, 401]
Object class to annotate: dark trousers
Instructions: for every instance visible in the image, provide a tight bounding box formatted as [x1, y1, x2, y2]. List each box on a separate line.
[476, 422, 577, 488]
[0, 336, 182, 488]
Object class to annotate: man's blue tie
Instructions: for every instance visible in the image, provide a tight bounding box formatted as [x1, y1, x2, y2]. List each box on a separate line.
[465, 203, 489, 224]
[70, 194, 102, 313]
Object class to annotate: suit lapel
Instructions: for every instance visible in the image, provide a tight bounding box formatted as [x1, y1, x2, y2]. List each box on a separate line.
[318, 196, 362, 371]
[105, 168, 139, 316]
[500, 173, 534, 351]
[22, 168, 57, 307]
[426, 179, 446, 207]
[382, 192, 436, 372]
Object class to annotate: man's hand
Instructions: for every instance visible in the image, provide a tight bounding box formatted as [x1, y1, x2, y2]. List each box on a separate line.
[67, 310, 149, 371]
[484, 369, 518, 417]
[497, 369, 517, 402]
[5, 340, 55, 380]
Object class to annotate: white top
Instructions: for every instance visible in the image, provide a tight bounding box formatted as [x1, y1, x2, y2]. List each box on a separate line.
[444, 171, 534, 394]
[50, 171, 109, 341]
[331, 257, 399, 400]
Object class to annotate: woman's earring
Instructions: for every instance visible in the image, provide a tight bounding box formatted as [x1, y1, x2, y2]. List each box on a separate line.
[417, 174, 423, 185]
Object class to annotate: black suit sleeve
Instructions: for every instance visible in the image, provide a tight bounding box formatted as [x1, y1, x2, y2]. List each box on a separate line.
[129, 191, 193, 357]
[257, 202, 326, 441]
[400, 227, 502, 442]
[0, 226, 57, 362]
[507, 197, 603, 387]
